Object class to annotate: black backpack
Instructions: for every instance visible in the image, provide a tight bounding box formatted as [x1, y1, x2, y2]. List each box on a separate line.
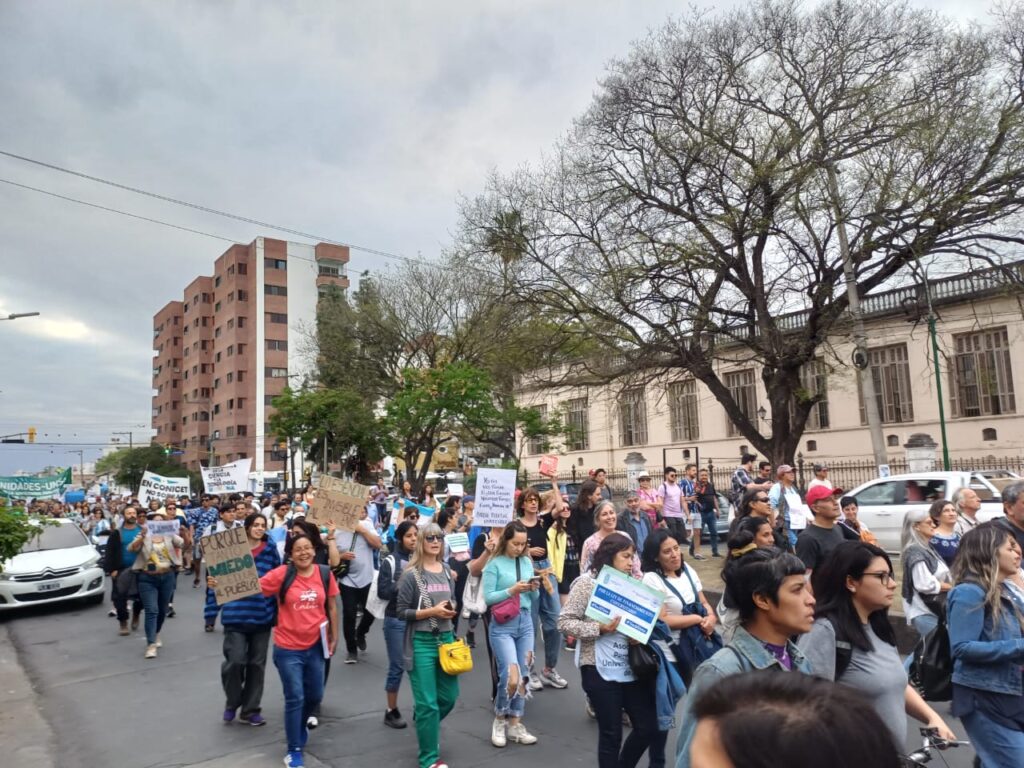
[275, 563, 332, 626]
[824, 617, 854, 680]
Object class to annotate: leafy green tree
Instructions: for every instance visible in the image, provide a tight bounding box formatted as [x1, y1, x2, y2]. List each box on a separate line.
[0, 497, 57, 571]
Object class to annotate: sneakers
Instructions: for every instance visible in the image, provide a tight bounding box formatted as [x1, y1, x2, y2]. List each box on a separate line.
[357, 633, 367, 652]
[539, 668, 568, 689]
[507, 722, 538, 745]
[204, 624, 215, 633]
[585, 699, 596, 719]
[692, 553, 707, 560]
[427, 762, 448, 768]
[466, 630, 476, 648]
[344, 651, 358, 664]
[155, 635, 163, 648]
[223, 708, 236, 723]
[283, 751, 304, 768]
[384, 708, 407, 729]
[107, 608, 117, 617]
[240, 712, 266, 726]
[145, 644, 158, 659]
[527, 676, 543, 691]
[167, 605, 176, 618]
[131, 614, 141, 631]
[305, 715, 319, 730]
[491, 716, 507, 747]
[119, 621, 130, 636]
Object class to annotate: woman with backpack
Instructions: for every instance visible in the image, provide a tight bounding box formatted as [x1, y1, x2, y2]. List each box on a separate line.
[205, 512, 282, 725]
[395, 523, 460, 768]
[948, 524, 1024, 766]
[901, 508, 952, 640]
[259, 533, 340, 768]
[796, 540, 955, 747]
[376, 520, 419, 730]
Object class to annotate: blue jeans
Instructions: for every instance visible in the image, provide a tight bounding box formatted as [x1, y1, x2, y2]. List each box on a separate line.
[529, 558, 562, 670]
[273, 644, 325, 753]
[962, 708, 1024, 767]
[383, 616, 406, 693]
[137, 571, 175, 645]
[692, 509, 719, 556]
[489, 608, 535, 718]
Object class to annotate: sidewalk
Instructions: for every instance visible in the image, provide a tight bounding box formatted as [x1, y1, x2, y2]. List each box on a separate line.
[0, 623, 57, 768]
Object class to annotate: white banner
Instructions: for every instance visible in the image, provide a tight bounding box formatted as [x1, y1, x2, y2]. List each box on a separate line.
[145, 520, 181, 537]
[201, 458, 253, 495]
[138, 471, 191, 508]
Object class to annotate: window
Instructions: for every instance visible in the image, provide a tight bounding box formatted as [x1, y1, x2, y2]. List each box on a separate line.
[226, 426, 235, 438]
[887, 434, 900, 447]
[806, 439, 817, 451]
[215, 352, 221, 363]
[200, 340, 208, 351]
[227, 345, 234, 357]
[265, 258, 287, 270]
[565, 397, 590, 451]
[237, 290, 248, 302]
[237, 397, 245, 409]
[237, 317, 246, 328]
[228, 291, 234, 302]
[725, 369, 757, 437]
[200, 364, 211, 374]
[268, 312, 287, 324]
[237, 371, 245, 382]
[201, 316, 208, 327]
[172, 380, 177, 389]
[983, 427, 998, 441]
[202, 292, 211, 304]
[237, 262, 247, 275]
[237, 343, 246, 355]
[267, 339, 288, 351]
[853, 480, 904, 506]
[237, 425, 248, 437]
[265, 284, 287, 296]
[201, 387, 211, 398]
[226, 372, 233, 383]
[265, 395, 276, 406]
[618, 388, 648, 447]
[227, 319, 234, 330]
[266, 367, 289, 378]
[214, 378, 220, 389]
[228, 399, 234, 410]
[950, 327, 1016, 418]
[228, 266, 235, 275]
[526, 405, 548, 454]
[797, 359, 830, 430]
[213, 404, 221, 415]
[859, 344, 914, 424]
[668, 379, 700, 441]
[318, 263, 341, 277]
[215, 327, 221, 338]
[214, 276, 221, 288]
[215, 301, 221, 313]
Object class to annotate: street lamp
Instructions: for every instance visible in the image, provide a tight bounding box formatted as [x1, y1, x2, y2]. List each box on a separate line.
[0, 312, 41, 321]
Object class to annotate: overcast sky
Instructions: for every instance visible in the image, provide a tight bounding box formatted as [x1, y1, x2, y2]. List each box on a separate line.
[0, 0, 982, 475]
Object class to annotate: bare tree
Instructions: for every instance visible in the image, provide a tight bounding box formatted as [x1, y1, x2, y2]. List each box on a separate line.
[459, 0, 1024, 463]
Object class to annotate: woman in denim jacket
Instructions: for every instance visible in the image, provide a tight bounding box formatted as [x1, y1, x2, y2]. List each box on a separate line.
[948, 524, 1024, 767]
[674, 546, 816, 768]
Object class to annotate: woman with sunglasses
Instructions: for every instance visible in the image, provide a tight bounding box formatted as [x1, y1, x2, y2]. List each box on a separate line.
[729, 489, 787, 550]
[396, 523, 459, 768]
[901, 508, 952, 640]
[797, 540, 955, 747]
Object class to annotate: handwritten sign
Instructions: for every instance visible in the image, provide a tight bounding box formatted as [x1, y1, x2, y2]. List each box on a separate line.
[146, 520, 180, 537]
[473, 468, 517, 528]
[307, 476, 369, 530]
[201, 526, 260, 605]
[447, 532, 469, 553]
[539, 455, 559, 476]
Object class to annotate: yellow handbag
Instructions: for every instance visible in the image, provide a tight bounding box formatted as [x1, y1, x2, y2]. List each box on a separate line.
[412, 566, 473, 676]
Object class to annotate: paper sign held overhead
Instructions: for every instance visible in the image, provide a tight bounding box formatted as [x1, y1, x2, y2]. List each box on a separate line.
[538, 455, 559, 476]
[202, 458, 253, 494]
[201, 526, 261, 605]
[307, 476, 369, 530]
[473, 468, 517, 528]
[138, 471, 191, 508]
[146, 520, 180, 537]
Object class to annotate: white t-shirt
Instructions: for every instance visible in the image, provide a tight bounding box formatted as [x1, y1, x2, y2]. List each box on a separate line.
[642, 564, 703, 616]
[333, 519, 377, 589]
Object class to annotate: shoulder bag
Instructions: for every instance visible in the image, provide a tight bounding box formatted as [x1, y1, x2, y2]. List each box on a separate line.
[490, 558, 523, 624]
[366, 555, 393, 620]
[660, 569, 723, 686]
[330, 531, 358, 580]
[627, 640, 661, 681]
[411, 566, 473, 676]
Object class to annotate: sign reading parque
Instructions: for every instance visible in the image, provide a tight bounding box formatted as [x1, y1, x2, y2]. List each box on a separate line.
[201, 526, 261, 605]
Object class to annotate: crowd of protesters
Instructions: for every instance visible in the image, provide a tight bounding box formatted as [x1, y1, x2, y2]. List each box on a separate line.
[11, 456, 1024, 768]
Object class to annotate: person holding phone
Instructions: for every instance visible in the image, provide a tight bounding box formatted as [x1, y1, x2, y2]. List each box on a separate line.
[482, 520, 542, 748]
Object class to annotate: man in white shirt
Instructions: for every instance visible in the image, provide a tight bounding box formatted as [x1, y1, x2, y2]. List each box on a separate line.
[952, 487, 982, 537]
[331, 510, 383, 664]
[806, 463, 833, 492]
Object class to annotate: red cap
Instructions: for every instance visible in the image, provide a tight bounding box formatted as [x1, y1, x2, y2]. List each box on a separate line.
[805, 485, 843, 506]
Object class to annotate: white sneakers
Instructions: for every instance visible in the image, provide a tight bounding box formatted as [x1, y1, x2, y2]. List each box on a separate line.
[507, 722, 538, 745]
[155, 635, 163, 648]
[145, 644, 158, 659]
[491, 716, 507, 747]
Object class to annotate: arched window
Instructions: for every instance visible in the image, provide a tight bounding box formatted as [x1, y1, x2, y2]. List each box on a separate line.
[886, 434, 900, 447]
[982, 427, 998, 441]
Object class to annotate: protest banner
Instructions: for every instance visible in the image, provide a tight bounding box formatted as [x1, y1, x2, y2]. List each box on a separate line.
[0, 467, 72, 500]
[473, 468, 517, 527]
[585, 565, 666, 644]
[446, 532, 470, 554]
[539, 454, 559, 476]
[146, 520, 180, 537]
[138, 471, 191, 507]
[201, 526, 261, 605]
[307, 476, 369, 530]
[201, 458, 252, 495]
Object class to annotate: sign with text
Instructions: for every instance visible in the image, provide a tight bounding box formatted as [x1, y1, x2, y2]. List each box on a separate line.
[539, 455, 559, 476]
[201, 458, 253, 495]
[138, 471, 191, 508]
[146, 520, 180, 537]
[473, 468, 517, 528]
[585, 565, 666, 644]
[307, 476, 369, 530]
[446, 532, 469, 553]
[0, 468, 72, 500]
[201, 526, 260, 605]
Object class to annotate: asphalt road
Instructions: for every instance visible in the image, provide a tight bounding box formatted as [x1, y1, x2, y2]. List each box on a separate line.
[2, 575, 977, 768]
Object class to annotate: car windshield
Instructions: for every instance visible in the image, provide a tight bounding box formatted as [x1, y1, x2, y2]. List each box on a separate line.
[19, 524, 88, 553]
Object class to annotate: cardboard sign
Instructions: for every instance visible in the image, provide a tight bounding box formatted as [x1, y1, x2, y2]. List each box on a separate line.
[202, 458, 253, 494]
[539, 455, 559, 477]
[473, 468, 517, 528]
[146, 520, 180, 537]
[138, 471, 191, 508]
[307, 476, 369, 530]
[201, 526, 261, 605]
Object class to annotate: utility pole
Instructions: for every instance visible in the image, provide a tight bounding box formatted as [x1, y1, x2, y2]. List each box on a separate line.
[112, 430, 134, 450]
[912, 262, 951, 470]
[826, 164, 888, 470]
[70, 449, 85, 488]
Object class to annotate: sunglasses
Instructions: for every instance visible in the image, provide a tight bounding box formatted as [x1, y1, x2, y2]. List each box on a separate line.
[754, 497, 770, 503]
[423, 534, 444, 543]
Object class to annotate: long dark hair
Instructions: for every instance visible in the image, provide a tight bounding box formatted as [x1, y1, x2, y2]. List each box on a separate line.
[810, 541, 896, 652]
[496, 519, 528, 558]
[573, 480, 601, 513]
[640, 529, 683, 576]
[589, 532, 634, 575]
[285, 519, 326, 563]
[721, 547, 805, 624]
[393, 520, 418, 555]
[243, 512, 268, 541]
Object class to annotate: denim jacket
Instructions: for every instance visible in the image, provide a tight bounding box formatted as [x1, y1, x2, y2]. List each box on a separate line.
[674, 626, 810, 768]
[948, 582, 1024, 696]
[650, 621, 686, 731]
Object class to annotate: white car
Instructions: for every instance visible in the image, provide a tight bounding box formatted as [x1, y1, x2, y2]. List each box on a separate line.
[845, 471, 1008, 553]
[0, 519, 106, 611]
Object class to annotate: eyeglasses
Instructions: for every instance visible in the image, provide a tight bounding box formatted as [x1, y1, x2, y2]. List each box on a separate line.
[862, 571, 897, 585]
[423, 534, 444, 543]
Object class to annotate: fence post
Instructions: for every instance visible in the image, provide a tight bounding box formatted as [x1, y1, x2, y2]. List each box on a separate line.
[796, 452, 805, 492]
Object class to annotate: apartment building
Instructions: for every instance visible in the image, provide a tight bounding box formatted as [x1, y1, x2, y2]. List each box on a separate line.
[151, 237, 349, 474]
[515, 264, 1024, 472]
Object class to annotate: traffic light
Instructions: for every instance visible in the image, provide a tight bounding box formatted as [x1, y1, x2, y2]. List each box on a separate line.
[163, 444, 171, 456]
[27, 427, 36, 443]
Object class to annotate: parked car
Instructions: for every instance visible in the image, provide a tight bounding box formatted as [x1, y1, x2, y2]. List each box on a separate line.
[0, 519, 106, 611]
[530, 481, 581, 508]
[845, 471, 1008, 553]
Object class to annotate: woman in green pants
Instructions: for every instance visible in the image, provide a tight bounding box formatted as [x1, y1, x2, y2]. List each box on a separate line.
[396, 523, 459, 768]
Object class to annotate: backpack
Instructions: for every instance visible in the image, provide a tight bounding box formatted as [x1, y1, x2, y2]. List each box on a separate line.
[823, 616, 854, 681]
[275, 563, 332, 625]
[909, 621, 953, 702]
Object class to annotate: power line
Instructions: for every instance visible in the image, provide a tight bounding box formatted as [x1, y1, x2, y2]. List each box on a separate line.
[0, 149, 426, 267]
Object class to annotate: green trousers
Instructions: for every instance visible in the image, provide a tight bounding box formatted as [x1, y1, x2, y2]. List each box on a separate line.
[410, 630, 460, 768]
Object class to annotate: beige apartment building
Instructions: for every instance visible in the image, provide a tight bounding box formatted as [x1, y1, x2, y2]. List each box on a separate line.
[151, 237, 349, 476]
[515, 264, 1024, 475]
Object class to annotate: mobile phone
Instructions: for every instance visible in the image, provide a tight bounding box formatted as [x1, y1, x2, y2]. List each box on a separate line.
[530, 576, 542, 587]
[443, 600, 455, 610]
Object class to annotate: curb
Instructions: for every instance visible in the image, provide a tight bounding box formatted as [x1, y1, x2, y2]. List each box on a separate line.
[0, 623, 58, 768]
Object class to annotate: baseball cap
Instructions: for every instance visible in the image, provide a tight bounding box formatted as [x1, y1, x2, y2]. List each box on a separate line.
[637, 471, 651, 480]
[776, 464, 794, 478]
[462, 495, 475, 504]
[813, 462, 829, 472]
[806, 485, 843, 505]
